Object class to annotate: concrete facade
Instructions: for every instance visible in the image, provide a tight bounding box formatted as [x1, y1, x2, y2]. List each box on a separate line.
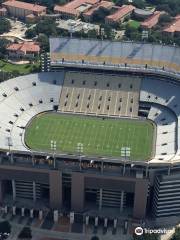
[0, 164, 148, 219]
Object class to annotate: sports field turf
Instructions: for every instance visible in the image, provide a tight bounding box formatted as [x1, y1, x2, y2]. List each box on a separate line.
[25, 113, 154, 160]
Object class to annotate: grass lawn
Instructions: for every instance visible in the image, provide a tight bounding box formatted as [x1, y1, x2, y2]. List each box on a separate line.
[128, 20, 141, 29]
[25, 113, 154, 161]
[0, 60, 40, 74]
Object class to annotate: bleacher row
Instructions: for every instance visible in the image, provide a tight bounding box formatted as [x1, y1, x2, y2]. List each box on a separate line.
[59, 71, 141, 118]
[140, 78, 180, 162]
[0, 72, 64, 151]
[0, 71, 180, 163]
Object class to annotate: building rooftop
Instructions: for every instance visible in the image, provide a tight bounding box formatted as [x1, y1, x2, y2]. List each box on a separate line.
[83, 1, 113, 17]
[26, 13, 36, 19]
[0, 7, 7, 12]
[2, 0, 46, 13]
[54, 0, 99, 16]
[7, 42, 40, 53]
[105, 5, 135, 22]
[163, 15, 180, 33]
[134, 8, 153, 17]
[141, 11, 163, 29]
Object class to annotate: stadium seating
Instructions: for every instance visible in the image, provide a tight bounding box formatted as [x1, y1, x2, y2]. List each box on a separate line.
[0, 72, 64, 151]
[59, 71, 141, 118]
[140, 77, 180, 162]
[147, 104, 176, 161]
[1, 70, 180, 163]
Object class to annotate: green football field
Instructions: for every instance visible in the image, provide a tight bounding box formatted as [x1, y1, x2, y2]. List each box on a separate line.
[25, 113, 154, 160]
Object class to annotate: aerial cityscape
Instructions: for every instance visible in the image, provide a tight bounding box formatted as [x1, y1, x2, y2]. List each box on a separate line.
[0, 0, 180, 239]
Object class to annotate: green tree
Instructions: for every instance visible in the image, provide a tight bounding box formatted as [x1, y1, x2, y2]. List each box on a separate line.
[91, 236, 99, 240]
[18, 227, 32, 239]
[171, 227, 180, 240]
[88, 29, 98, 39]
[25, 28, 37, 39]
[35, 18, 57, 37]
[133, 0, 146, 9]
[0, 221, 11, 239]
[159, 14, 172, 26]
[37, 34, 49, 51]
[0, 18, 11, 34]
[0, 38, 10, 58]
[133, 232, 160, 240]
[124, 24, 141, 41]
[92, 8, 110, 23]
[114, 0, 129, 6]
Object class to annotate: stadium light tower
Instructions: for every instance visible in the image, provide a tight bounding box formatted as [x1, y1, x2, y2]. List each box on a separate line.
[121, 147, 130, 176]
[77, 143, 83, 171]
[51, 140, 57, 168]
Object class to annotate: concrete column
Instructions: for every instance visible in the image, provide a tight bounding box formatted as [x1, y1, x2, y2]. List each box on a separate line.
[101, 161, 104, 173]
[114, 218, 117, 228]
[70, 212, 74, 224]
[53, 156, 56, 169]
[123, 163, 126, 176]
[12, 206, 16, 216]
[49, 171, 62, 209]
[30, 209, 34, 218]
[33, 181, 36, 202]
[71, 173, 84, 211]
[53, 210, 58, 222]
[32, 153, 35, 166]
[120, 190, 124, 212]
[4, 206, 8, 214]
[39, 210, 43, 220]
[0, 180, 4, 203]
[10, 153, 14, 164]
[95, 216, 98, 227]
[99, 188, 103, 211]
[104, 218, 108, 228]
[133, 180, 148, 219]
[12, 180, 16, 201]
[21, 207, 25, 217]
[85, 215, 89, 225]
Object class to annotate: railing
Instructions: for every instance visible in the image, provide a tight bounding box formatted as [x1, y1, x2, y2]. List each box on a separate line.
[51, 60, 180, 79]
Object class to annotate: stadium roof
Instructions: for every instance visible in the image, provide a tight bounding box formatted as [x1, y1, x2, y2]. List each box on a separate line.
[49, 37, 180, 72]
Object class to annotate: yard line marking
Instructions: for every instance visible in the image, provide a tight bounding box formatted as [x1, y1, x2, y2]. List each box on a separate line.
[63, 87, 69, 112]
[91, 89, 96, 114]
[68, 87, 75, 112]
[114, 91, 119, 116]
[80, 88, 86, 112]
[102, 90, 108, 115]
[125, 91, 130, 116]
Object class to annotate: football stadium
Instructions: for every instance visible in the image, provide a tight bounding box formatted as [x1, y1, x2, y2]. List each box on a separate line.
[0, 37, 180, 229]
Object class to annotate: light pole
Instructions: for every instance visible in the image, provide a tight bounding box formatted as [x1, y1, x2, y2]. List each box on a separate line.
[146, 161, 149, 177]
[121, 147, 130, 176]
[77, 143, 83, 171]
[168, 159, 173, 176]
[6, 137, 13, 164]
[51, 140, 57, 168]
[31, 151, 35, 166]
